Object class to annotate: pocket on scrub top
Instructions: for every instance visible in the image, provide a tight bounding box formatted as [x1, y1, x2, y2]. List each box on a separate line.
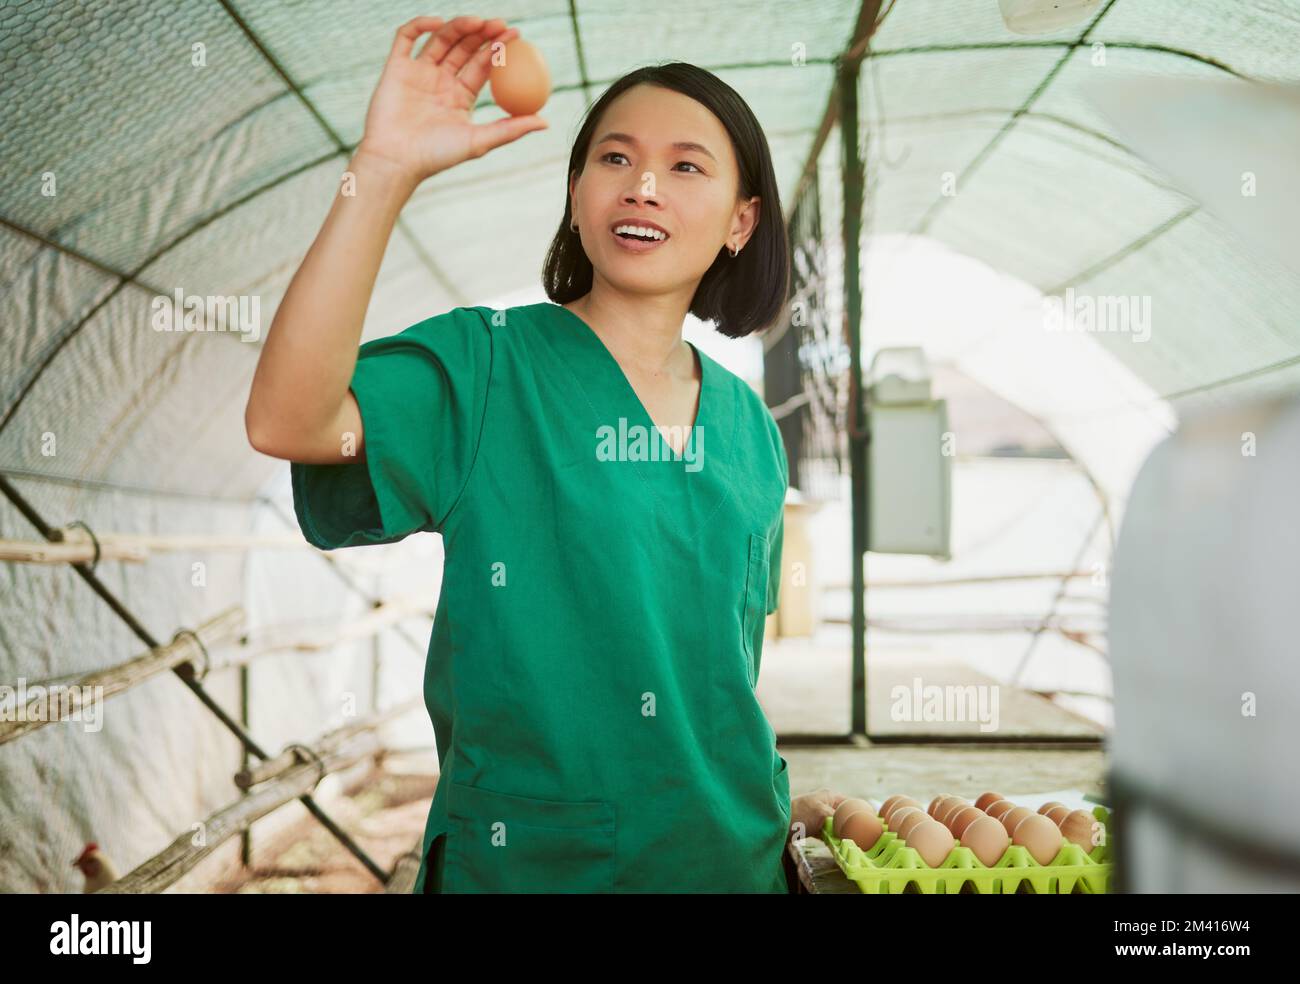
[442, 781, 617, 893]
[740, 532, 771, 686]
[772, 753, 791, 823]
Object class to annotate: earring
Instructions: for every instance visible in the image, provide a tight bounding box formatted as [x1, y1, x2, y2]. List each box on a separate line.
[570, 219, 579, 233]
[728, 244, 740, 258]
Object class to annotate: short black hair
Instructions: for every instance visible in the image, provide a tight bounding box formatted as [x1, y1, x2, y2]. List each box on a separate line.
[542, 62, 790, 339]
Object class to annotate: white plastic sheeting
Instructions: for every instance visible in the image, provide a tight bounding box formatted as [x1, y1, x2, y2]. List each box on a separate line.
[855, 0, 1300, 434]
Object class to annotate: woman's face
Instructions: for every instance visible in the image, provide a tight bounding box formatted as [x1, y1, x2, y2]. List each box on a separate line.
[568, 83, 759, 296]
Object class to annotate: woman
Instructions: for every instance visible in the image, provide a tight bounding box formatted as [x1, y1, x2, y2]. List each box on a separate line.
[246, 14, 847, 893]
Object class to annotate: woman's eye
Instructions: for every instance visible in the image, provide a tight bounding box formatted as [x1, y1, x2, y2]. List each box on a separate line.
[599, 152, 701, 174]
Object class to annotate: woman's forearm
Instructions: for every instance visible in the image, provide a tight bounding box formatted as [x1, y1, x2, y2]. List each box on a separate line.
[244, 147, 419, 459]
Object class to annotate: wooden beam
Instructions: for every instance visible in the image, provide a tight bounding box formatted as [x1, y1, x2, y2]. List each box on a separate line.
[385, 842, 424, 894]
[0, 607, 244, 746]
[233, 594, 437, 662]
[234, 697, 423, 789]
[0, 529, 309, 564]
[98, 730, 382, 893]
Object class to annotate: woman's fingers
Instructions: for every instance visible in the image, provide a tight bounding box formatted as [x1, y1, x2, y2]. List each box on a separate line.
[441, 18, 511, 78]
[469, 113, 548, 158]
[416, 15, 504, 73]
[810, 787, 848, 809]
[411, 14, 482, 65]
[390, 15, 445, 60]
[456, 25, 519, 95]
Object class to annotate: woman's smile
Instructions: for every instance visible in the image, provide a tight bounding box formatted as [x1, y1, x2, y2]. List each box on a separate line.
[610, 226, 671, 253]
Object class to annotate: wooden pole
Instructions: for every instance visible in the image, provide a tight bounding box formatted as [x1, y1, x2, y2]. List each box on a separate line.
[0, 530, 309, 564]
[825, 569, 1102, 589]
[98, 731, 382, 894]
[233, 697, 422, 789]
[235, 595, 435, 660]
[385, 842, 424, 894]
[0, 606, 244, 746]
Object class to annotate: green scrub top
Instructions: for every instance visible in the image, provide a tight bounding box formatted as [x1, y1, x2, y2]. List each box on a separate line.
[290, 301, 789, 893]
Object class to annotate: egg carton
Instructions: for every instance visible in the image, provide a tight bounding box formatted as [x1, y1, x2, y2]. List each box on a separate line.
[820, 806, 1113, 894]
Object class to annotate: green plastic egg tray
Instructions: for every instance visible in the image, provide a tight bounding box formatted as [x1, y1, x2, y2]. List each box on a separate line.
[821, 806, 1113, 894]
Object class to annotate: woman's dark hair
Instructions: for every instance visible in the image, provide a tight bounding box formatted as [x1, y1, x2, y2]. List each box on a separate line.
[542, 62, 790, 339]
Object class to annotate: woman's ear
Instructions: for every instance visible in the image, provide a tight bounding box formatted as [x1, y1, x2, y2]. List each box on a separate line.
[732, 195, 760, 251]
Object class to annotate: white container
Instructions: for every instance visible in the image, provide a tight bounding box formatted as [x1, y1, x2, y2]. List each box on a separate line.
[865, 348, 952, 558]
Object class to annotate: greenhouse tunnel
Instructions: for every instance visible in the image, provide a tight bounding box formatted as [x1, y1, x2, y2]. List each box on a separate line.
[3, 0, 1300, 896]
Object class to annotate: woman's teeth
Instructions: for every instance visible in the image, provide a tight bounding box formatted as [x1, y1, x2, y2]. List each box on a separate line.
[613, 225, 667, 241]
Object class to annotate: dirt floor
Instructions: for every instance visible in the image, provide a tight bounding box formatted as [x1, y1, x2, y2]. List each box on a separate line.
[207, 752, 437, 894]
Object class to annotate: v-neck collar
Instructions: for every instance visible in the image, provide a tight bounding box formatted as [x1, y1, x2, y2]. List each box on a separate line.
[550, 302, 707, 442]
[536, 301, 739, 542]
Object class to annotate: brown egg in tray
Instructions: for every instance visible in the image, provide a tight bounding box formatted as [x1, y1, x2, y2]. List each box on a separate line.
[821, 792, 1112, 894]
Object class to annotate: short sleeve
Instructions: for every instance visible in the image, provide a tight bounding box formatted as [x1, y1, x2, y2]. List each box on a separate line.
[290, 306, 492, 549]
[766, 432, 789, 616]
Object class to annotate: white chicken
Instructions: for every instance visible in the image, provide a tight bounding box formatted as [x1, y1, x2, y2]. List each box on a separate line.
[72, 842, 119, 893]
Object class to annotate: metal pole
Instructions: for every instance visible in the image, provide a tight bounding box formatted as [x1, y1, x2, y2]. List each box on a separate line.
[240, 663, 252, 868]
[839, 57, 868, 736]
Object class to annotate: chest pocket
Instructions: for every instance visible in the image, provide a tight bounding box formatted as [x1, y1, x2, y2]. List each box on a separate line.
[442, 781, 617, 893]
[741, 532, 771, 686]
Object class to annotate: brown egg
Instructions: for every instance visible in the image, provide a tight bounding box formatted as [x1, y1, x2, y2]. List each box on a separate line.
[960, 815, 1011, 866]
[974, 791, 1005, 812]
[879, 795, 904, 820]
[1000, 806, 1035, 835]
[938, 799, 971, 826]
[832, 798, 875, 837]
[489, 38, 551, 116]
[1037, 801, 1066, 816]
[929, 794, 962, 819]
[1060, 810, 1104, 851]
[895, 809, 931, 840]
[927, 795, 951, 817]
[893, 795, 924, 816]
[841, 810, 884, 851]
[985, 799, 1016, 820]
[1044, 805, 1071, 826]
[947, 806, 985, 839]
[906, 819, 956, 867]
[887, 804, 922, 828]
[1013, 814, 1065, 865]
[884, 798, 923, 826]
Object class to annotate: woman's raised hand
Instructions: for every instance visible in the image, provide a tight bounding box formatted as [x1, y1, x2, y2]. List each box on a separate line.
[356, 15, 548, 185]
